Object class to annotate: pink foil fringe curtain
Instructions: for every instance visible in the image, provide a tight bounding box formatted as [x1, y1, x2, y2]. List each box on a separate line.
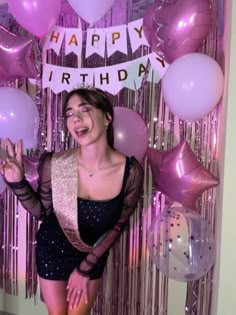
[0, 190, 18, 296]
[0, 0, 224, 314]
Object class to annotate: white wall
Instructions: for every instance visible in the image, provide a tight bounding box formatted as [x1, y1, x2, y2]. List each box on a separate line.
[1, 205, 47, 315]
[212, 1, 236, 314]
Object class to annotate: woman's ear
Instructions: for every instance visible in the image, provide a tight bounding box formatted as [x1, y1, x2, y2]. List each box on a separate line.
[105, 113, 112, 126]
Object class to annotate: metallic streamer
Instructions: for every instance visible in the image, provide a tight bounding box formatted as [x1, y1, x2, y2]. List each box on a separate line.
[0, 194, 4, 289]
[24, 39, 44, 299]
[0, 189, 18, 295]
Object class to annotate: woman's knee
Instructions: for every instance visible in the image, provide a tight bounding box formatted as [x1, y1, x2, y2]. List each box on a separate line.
[48, 310, 67, 315]
[45, 299, 68, 315]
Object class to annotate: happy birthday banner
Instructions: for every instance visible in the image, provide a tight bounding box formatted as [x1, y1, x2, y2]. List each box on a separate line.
[42, 52, 168, 95]
[43, 18, 149, 58]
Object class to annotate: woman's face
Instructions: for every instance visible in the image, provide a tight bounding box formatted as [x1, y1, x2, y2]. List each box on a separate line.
[65, 94, 110, 146]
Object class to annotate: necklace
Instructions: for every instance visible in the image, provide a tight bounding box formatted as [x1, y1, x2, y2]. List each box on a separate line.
[78, 154, 111, 177]
[80, 165, 102, 177]
[81, 162, 111, 177]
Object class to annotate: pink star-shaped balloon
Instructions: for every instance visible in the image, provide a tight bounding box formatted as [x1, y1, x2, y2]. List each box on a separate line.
[0, 25, 38, 78]
[147, 140, 219, 209]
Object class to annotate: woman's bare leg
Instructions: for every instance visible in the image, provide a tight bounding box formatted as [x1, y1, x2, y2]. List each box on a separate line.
[67, 278, 102, 315]
[39, 276, 101, 315]
[39, 277, 68, 315]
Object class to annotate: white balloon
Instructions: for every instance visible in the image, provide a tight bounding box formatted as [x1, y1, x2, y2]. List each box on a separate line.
[162, 53, 224, 121]
[0, 87, 39, 148]
[67, 0, 115, 24]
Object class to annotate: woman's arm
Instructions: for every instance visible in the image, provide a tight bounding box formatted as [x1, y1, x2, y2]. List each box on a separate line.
[77, 158, 144, 276]
[7, 152, 53, 220]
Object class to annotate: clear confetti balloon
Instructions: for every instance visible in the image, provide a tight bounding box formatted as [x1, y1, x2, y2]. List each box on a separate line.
[147, 207, 216, 282]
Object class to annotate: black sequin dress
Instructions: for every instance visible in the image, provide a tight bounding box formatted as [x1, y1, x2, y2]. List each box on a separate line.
[36, 157, 130, 280]
[8, 152, 144, 281]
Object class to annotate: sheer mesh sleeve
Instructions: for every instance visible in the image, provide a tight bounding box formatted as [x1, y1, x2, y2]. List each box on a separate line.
[77, 157, 144, 276]
[7, 152, 53, 220]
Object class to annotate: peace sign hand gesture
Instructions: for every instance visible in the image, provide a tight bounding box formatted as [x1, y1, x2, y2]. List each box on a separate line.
[0, 138, 24, 183]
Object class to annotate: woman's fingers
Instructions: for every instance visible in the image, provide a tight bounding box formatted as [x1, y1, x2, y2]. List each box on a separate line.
[0, 160, 5, 175]
[16, 139, 23, 164]
[72, 289, 82, 309]
[66, 286, 72, 302]
[0, 148, 7, 161]
[84, 284, 88, 304]
[67, 288, 82, 309]
[4, 138, 23, 166]
[5, 138, 15, 158]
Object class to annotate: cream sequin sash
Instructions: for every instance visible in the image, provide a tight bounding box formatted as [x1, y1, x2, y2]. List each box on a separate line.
[51, 149, 94, 252]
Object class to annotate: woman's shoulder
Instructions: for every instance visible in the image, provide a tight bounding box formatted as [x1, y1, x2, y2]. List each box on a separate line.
[122, 155, 144, 207]
[37, 151, 53, 173]
[39, 148, 77, 167]
[129, 155, 142, 167]
[52, 148, 77, 160]
[38, 148, 78, 177]
[112, 150, 143, 175]
[127, 155, 143, 175]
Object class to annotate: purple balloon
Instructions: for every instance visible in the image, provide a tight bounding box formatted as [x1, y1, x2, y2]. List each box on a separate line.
[143, 0, 212, 63]
[113, 107, 148, 162]
[8, 0, 60, 38]
[148, 207, 216, 282]
[0, 25, 38, 78]
[0, 87, 39, 148]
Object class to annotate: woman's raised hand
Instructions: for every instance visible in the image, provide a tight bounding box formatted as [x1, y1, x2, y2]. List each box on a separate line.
[0, 138, 24, 183]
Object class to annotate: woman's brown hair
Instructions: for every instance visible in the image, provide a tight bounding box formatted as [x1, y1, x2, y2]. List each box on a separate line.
[63, 88, 114, 148]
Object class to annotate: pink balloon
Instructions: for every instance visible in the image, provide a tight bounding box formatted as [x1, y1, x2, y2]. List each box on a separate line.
[0, 25, 37, 78]
[67, 0, 115, 24]
[0, 87, 39, 148]
[8, 0, 60, 37]
[113, 107, 148, 162]
[147, 140, 219, 209]
[162, 53, 224, 121]
[143, 0, 212, 63]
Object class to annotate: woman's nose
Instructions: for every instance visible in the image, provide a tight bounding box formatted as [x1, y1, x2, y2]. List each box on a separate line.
[73, 112, 82, 121]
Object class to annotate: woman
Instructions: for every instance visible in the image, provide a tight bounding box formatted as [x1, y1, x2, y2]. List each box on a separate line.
[0, 88, 144, 315]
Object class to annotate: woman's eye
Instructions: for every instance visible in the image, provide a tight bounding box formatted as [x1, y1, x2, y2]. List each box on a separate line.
[80, 106, 91, 113]
[66, 111, 74, 118]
